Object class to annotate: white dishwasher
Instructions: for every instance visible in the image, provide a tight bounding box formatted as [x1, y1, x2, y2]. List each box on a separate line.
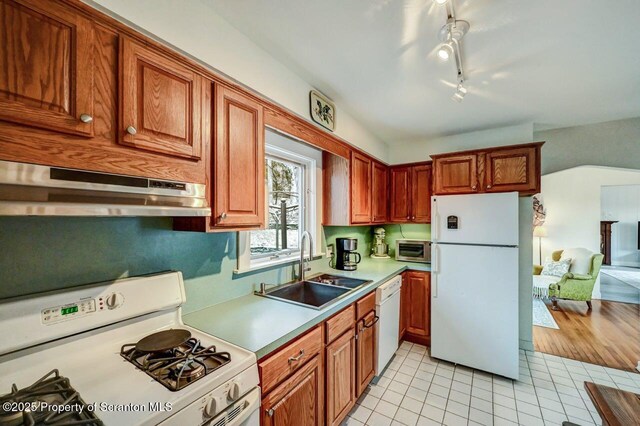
[375, 275, 402, 375]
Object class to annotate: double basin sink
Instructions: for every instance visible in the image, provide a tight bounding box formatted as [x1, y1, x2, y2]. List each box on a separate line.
[257, 274, 372, 310]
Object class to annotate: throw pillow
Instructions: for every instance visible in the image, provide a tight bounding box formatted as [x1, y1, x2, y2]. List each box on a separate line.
[541, 257, 572, 277]
[560, 248, 592, 275]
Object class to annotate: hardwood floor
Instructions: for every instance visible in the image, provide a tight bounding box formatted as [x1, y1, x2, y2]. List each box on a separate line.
[533, 299, 640, 372]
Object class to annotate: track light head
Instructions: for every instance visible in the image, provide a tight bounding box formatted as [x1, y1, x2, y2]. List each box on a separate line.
[437, 42, 453, 61]
[452, 83, 467, 103]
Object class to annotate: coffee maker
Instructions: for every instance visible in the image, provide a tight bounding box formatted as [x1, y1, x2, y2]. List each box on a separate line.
[335, 238, 361, 271]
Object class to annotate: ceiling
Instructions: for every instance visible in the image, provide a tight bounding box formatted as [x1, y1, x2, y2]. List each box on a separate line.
[204, 0, 640, 142]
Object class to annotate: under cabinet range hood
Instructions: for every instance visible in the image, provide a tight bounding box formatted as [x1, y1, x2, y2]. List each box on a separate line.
[0, 160, 211, 216]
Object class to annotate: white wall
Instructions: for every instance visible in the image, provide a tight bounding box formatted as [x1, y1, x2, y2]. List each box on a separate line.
[540, 167, 640, 298]
[388, 123, 534, 164]
[534, 117, 640, 175]
[601, 185, 640, 268]
[85, 0, 389, 161]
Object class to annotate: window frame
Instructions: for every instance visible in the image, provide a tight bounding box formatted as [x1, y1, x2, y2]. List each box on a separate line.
[236, 143, 318, 273]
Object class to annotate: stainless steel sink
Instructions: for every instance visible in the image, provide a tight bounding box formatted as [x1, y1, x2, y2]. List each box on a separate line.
[259, 281, 351, 310]
[307, 274, 372, 290]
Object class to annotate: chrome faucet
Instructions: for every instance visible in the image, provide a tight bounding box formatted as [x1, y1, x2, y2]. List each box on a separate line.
[299, 231, 314, 281]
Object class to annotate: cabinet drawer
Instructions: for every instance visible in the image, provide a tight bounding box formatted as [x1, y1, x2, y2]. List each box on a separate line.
[356, 292, 376, 321]
[325, 305, 355, 344]
[259, 325, 323, 394]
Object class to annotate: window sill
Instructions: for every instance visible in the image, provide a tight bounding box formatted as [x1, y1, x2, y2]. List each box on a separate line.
[234, 252, 325, 276]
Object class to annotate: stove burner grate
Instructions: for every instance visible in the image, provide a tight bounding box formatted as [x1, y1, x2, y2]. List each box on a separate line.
[120, 329, 231, 392]
[0, 369, 102, 426]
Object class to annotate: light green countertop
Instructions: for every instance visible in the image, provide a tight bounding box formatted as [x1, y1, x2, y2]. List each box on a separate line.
[183, 259, 430, 359]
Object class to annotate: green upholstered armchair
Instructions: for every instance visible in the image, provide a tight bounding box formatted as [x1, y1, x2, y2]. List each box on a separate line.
[533, 249, 604, 310]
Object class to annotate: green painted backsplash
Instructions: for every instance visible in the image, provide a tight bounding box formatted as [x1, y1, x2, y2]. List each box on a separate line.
[0, 218, 429, 313]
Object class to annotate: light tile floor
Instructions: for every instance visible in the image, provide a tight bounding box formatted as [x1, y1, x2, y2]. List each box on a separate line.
[343, 341, 640, 426]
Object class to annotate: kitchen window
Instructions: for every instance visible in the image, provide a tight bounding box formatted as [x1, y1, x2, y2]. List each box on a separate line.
[236, 130, 321, 272]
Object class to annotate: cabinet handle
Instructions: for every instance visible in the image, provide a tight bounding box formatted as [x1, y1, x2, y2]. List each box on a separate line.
[406, 216, 410, 220]
[412, 216, 416, 220]
[126, 126, 137, 135]
[288, 349, 305, 363]
[266, 409, 274, 417]
[472, 185, 477, 190]
[486, 185, 492, 189]
[79, 114, 93, 123]
[364, 315, 380, 328]
[218, 212, 227, 222]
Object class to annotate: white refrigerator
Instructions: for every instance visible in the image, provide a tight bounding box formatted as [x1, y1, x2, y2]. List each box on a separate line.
[431, 192, 520, 379]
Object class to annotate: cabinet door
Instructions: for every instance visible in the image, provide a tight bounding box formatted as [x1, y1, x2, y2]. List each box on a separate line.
[399, 272, 409, 339]
[406, 271, 431, 339]
[213, 84, 265, 228]
[371, 161, 388, 223]
[411, 164, 432, 223]
[433, 154, 478, 194]
[356, 312, 377, 396]
[0, 0, 94, 136]
[351, 152, 372, 224]
[120, 36, 204, 159]
[326, 328, 356, 426]
[262, 355, 323, 426]
[389, 166, 411, 222]
[484, 146, 538, 194]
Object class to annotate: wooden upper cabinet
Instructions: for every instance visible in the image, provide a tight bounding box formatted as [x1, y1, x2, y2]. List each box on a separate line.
[432, 154, 478, 194]
[0, 0, 94, 136]
[484, 146, 539, 194]
[119, 36, 205, 160]
[389, 166, 411, 222]
[326, 328, 356, 426]
[412, 164, 432, 223]
[213, 84, 265, 228]
[371, 161, 388, 223]
[350, 152, 372, 224]
[390, 163, 432, 223]
[404, 271, 431, 345]
[262, 355, 323, 426]
[431, 142, 543, 196]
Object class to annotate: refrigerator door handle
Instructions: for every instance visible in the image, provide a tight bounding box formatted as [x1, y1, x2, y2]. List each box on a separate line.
[432, 244, 439, 298]
[432, 201, 440, 242]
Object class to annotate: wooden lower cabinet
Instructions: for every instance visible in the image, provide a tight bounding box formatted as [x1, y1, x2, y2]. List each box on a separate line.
[326, 328, 356, 426]
[356, 311, 377, 396]
[262, 354, 324, 426]
[401, 271, 431, 346]
[259, 293, 379, 426]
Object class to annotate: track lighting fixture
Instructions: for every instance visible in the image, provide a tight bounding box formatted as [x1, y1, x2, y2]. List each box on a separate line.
[437, 41, 453, 61]
[452, 83, 467, 103]
[435, 1, 470, 101]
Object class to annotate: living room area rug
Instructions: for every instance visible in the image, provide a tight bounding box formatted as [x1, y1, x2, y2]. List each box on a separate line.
[533, 298, 559, 329]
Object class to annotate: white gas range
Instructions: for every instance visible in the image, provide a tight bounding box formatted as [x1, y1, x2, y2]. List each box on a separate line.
[0, 272, 260, 426]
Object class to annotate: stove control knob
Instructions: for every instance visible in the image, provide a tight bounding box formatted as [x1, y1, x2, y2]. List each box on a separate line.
[227, 382, 241, 401]
[203, 397, 217, 418]
[105, 292, 124, 310]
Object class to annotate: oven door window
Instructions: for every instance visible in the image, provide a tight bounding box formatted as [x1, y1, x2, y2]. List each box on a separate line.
[398, 243, 424, 258]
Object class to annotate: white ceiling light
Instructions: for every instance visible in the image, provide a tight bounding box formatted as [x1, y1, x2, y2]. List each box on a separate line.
[451, 83, 467, 103]
[437, 42, 453, 61]
[435, 1, 470, 101]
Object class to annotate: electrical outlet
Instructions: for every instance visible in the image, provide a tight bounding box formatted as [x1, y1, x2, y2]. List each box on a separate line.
[326, 244, 334, 258]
